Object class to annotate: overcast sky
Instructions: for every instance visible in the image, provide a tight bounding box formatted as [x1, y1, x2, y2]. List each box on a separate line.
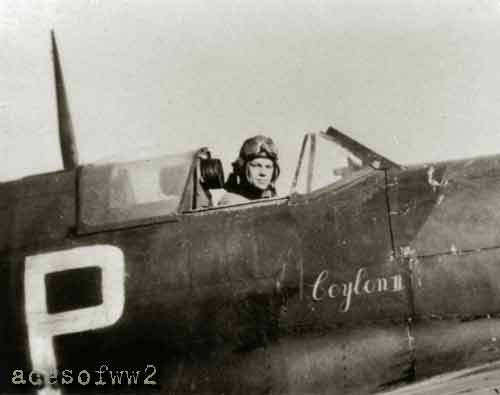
[2, 0, 500, 193]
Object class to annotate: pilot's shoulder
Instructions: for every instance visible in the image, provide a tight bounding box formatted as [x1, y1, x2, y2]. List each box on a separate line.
[217, 192, 250, 206]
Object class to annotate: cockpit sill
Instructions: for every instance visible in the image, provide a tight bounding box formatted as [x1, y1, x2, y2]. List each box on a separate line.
[183, 195, 289, 215]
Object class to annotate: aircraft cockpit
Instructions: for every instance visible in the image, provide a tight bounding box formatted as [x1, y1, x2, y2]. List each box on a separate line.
[78, 127, 399, 234]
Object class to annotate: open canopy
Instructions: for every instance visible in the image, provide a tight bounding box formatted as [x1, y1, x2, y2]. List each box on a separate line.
[79, 150, 199, 232]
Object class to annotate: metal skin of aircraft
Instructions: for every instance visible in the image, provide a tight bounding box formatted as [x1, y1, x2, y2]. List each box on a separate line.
[2, 34, 500, 395]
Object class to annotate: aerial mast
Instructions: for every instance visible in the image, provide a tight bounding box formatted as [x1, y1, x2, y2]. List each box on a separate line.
[51, 30, 79, 170]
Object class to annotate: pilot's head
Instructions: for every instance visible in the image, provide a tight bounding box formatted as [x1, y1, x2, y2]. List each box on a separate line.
[231, 135, 280, 197]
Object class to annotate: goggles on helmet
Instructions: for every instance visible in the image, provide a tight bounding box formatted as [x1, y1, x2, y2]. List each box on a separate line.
[239, 135, 278, 161]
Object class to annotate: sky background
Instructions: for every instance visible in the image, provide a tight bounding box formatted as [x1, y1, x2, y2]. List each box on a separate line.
[2, 0, 500, 194]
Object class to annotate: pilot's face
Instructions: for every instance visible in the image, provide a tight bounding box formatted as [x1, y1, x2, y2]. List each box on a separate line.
[246, 158, 274, 190]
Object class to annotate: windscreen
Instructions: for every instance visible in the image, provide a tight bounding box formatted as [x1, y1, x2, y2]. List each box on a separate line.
[293, 133, 367, 194]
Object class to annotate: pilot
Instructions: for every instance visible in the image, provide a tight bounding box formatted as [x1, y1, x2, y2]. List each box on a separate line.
[218, 135, 280, 206]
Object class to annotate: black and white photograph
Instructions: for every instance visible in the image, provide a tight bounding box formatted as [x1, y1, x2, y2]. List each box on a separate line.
[2, 1, 500, 394]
